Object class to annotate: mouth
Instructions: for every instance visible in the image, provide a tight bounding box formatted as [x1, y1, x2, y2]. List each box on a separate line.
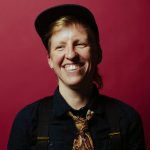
[63, 63, 84, 72]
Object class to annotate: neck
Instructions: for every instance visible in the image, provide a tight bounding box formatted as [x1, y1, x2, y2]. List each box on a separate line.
[59, 82, 93, 110]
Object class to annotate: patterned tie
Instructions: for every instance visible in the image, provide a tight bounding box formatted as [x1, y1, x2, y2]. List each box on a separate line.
[68, 109, 94, 150]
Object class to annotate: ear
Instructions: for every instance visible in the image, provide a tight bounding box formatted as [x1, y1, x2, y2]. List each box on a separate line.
[47, 55, 53, 69]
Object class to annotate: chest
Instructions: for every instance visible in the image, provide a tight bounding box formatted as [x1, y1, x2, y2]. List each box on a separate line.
[33, 115, 112, 150]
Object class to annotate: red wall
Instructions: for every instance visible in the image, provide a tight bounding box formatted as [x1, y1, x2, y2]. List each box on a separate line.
[1, 0, 150, 149]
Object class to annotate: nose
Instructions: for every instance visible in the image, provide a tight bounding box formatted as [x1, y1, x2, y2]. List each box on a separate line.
[65, 45, 78, 60]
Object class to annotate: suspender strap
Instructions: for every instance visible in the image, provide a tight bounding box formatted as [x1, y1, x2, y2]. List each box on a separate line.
[105, 101, 122, 150]
[36, 96, 53, 150]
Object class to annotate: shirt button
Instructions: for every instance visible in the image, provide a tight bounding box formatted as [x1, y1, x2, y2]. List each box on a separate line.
[49, 141, 53, 147]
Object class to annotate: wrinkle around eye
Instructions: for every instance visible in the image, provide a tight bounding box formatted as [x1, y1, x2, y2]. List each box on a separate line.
[75, 43, 89, 49]
[55, 46, 65, 51]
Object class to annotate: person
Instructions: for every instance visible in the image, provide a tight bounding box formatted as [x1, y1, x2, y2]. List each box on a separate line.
[8, 4, 145, 150]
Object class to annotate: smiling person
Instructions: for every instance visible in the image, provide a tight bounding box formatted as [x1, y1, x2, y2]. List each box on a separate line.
[8, 4, 145, 150]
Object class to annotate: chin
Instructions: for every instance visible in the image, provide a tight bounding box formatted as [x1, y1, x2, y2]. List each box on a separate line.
[63, 77, 91, 89]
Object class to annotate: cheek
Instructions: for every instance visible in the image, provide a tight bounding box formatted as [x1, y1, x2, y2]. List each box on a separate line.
[82, 51, 93, 64]
[79, 48, 91, 59]
[51, 52, 64, 67]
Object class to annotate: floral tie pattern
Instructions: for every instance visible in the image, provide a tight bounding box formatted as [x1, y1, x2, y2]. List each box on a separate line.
[68, 110, 94, 150]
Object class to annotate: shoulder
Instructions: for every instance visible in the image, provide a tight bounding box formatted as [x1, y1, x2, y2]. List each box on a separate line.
[13, 96, 53, 126]
[99, 94, 142, 124]
[97, 94, 144, 142]
[8, 96, 53, 148]
[98, 95, 145, 148]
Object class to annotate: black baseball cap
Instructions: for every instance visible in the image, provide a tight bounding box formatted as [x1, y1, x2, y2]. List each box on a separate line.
[35, 4, 99, 50]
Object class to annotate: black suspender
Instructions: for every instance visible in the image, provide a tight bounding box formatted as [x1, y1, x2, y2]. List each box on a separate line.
[36, 96, 53, 150]
[105, 100, 122, 150]
[36, 96, 122, 150]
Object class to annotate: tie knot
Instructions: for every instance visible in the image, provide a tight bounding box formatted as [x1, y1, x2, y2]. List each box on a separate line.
[68, 110, 94, 132]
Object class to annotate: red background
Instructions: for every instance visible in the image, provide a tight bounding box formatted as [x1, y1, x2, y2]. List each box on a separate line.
[1, 0, 150, 149]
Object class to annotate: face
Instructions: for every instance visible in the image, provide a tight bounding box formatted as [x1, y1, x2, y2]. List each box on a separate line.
[48, 24, 98, 89]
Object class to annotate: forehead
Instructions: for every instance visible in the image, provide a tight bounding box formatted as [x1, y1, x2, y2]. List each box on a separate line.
[50, 24, 88, 42]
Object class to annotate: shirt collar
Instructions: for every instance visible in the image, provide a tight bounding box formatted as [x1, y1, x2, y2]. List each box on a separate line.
[52, 85, 104, 118]
[89, 85, 105, 115]
[52, 87, 71, 117]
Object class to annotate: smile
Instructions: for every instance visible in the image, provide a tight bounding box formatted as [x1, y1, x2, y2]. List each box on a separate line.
[63, 63, 83, 72]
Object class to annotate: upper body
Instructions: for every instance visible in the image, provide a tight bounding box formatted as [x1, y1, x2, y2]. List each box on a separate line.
[8, 86, 145, 150]
[8, 4, 146, 150]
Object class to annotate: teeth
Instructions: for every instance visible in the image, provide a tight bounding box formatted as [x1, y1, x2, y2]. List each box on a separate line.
[65, 64, 79, 71]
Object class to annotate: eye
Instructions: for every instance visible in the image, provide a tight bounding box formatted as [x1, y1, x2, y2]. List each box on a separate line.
[55, 45, 65, 51]
[75, 43, 87, 48]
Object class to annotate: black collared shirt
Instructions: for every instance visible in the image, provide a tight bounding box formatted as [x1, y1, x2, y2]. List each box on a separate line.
[8, 87, 145, 150]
